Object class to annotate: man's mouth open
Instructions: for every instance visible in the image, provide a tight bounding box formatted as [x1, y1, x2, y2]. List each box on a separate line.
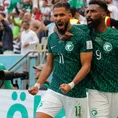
[57, 22, 64, 30]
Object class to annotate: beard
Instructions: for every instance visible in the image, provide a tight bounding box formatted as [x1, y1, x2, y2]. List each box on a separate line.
[87, 18, 101, 29]
[55, 20, 69, 35]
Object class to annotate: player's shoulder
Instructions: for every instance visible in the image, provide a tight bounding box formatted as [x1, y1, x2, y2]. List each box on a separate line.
[71, 24, 90, 40]
[71, 24, 90, 38]
[110, 27, 118, 34]
[48, 32, 57, 39]
[106, 27, 118, 39]
[73, 24, 89, 32]
[48, 32, 58, 43]
[108, 28, 118, 44]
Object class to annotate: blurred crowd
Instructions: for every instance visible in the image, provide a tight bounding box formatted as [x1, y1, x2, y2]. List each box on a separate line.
[0, 0, 118, 55]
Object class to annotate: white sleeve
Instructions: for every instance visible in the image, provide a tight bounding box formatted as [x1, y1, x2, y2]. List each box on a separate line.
[29, 31, 39, 45]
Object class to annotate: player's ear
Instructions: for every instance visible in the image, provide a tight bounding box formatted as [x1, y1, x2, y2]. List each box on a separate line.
[69, 12, 72, 18]
[102, 12, 107, 18]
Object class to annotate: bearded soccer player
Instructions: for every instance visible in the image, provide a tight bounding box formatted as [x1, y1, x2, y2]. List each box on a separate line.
[28, 2, 93, 118]
[77, 0, 118, 118]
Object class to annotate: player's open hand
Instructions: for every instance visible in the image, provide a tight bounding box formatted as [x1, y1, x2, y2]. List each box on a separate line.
[60, 84, 71, 94]
[28, 86, 39, 95]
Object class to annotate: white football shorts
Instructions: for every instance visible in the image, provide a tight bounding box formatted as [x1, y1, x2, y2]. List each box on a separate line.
[37, 89, 87, 118]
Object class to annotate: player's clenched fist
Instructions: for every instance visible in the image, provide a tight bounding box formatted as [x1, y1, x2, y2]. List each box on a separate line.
[28, 86, 39, 95]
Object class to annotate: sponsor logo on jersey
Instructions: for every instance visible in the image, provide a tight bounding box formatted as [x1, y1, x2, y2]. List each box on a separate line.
[51, 45, 56, 49]
[103, 42, 112, 52]
[65, 41, 74, 52]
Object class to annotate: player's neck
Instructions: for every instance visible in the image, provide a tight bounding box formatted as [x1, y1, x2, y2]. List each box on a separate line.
[94, 23, 108, 33]
[67, 23, 72, 31]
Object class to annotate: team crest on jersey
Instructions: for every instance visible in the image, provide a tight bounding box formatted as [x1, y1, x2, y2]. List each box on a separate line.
[65, 41, 74, 51]
[91, 109, 98, 116]
[103, 42, 112, 52]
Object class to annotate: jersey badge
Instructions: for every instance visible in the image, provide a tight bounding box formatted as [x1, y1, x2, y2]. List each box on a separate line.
[65, 41, 74, 52]
[103, 42, 112, 52]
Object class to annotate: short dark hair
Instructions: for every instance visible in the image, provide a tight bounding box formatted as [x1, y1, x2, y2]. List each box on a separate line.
[53, 2, 70, 12]
[89, 0, 108, 12]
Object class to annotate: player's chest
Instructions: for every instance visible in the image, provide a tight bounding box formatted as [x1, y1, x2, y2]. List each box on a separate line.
[93, 36, 117, 57]
[50, 39, 80, 55]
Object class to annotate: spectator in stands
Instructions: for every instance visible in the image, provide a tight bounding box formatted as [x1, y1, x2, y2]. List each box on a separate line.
[8, 10, 24, 40]
[106, 0, 118, 20]
[32, 0, 39, 8]
[75, 8, 87, 24]
[13, 33, 21, 54]
[23, 12, 32, 21]
[32, 7, 41, 21]
[8, 9, 24, 54]
[40, 0, 51, 25]
[0, 13, 13, 54]
[3, 0, 10, 19]
[7, 0, 21, 14]
[77, 6, 87, 17]
[30, 20, 44, 36]
[37, 14, 55, 41]
[33, 64, 49, 90]
[0, 22, 3, 54]
[22, 0, 32, 12]
[70, 7, 80, 24]
[20, 20, 39, 55]
[23, 12, 43, 36]
[105, 10, 118, 29]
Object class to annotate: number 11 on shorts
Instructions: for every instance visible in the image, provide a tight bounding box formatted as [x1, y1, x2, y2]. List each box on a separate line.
[75, 105, 81, 117]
